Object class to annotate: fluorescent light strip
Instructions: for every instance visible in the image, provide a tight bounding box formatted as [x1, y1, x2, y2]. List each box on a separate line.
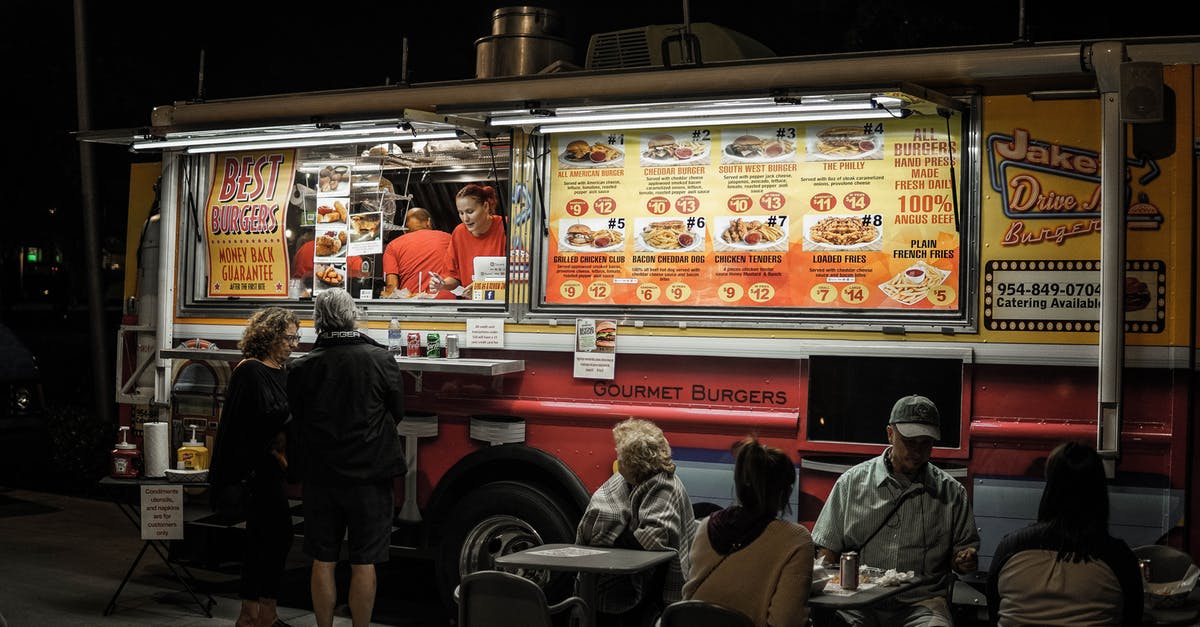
[133, 127, 417, 151]
[185, 131, 459, 154]
[491, 101, 878, 127]
[537, 109, 899, 134]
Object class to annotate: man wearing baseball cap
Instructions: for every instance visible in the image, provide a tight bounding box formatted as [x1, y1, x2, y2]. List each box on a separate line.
[811, 395, 980, 626]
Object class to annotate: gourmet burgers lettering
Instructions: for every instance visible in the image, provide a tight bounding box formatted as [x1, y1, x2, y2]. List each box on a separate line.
[592, 382, 788, 405]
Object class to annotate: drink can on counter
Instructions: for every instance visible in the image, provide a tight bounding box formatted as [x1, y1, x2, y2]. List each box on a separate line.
[445, 333, 460, 359]
[426, 333, 443, 358]
[840, 551, 859, 590]
[407, 332, 421, 357]
[1139, 558, 1152, 581]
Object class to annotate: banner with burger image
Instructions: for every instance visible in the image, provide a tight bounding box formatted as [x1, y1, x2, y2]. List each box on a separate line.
[641, 132, 712, 165]
[573, 318, 617, 379]
[561, 219, 627, 253]
[721, 127, 797, 162]
[805, 123, 885, 161]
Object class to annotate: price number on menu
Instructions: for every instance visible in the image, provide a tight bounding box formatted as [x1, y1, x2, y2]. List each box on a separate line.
[647, 196, 671, 215]
[593, 196, 617, 215]
[587, 281, 612, 301]
[928, 285, 956, 306]
[565, 199, 588, 216]
[559, 280, 584, 300]
[810, 283, 838, 304]
[810, 193, 837, 212]
[747, 282, 775, 303]
[842, 191, 871, 211]
[728, 194, 753, 213]
[719, 283, 744, 303]
[665, 282, 692, 302]
[759, 191, 786, 211]
[840, 284, 868, 304]
[675, 195, 701, 214]
[638, 283, 661, 302]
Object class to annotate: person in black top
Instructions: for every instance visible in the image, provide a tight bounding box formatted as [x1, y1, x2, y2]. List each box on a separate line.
[987, 441, 1143, 626]
[286, 288, 405, 627]
[210, 306, 301, 627]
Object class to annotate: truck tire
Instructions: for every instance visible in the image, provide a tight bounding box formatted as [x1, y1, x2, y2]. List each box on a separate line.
[436, 480, 577, 612]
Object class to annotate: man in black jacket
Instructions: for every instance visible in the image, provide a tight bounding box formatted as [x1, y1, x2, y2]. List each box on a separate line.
[287, 288, 405, 627]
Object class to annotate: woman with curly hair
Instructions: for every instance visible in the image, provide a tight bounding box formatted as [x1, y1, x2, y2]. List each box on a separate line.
[210, 306, 301, 627]
[577, 418, 697, 627]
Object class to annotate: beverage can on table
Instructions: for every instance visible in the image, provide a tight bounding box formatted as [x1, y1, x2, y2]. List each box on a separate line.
[840, 551, 859, 590]
[426, 333, 443, 358]
[407, 332, 421, 357]
[445, 334, 460, 359]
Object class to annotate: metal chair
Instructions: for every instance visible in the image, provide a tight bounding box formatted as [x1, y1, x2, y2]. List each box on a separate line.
[658, 600, 756, 627]
[457, 569, 591, 627]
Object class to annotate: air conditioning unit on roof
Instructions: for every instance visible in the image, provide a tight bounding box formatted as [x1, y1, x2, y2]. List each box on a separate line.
[585, 23, 774, 70]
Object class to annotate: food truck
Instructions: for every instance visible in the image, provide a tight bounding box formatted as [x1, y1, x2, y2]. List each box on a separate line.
[89, 35, 1199, 606]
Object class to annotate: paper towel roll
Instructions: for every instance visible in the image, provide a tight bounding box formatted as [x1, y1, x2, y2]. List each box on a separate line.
[144, 422, 171, 478]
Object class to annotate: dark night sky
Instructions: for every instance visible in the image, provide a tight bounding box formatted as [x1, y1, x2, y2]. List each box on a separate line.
[12, 0, 1198, 299]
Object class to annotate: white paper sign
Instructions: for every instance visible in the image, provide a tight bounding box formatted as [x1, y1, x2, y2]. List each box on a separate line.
[467, 318, 505, 347]
[573, 318, 615, 379]
[473, 256, 507, 278]
[141, 484, 184, 540]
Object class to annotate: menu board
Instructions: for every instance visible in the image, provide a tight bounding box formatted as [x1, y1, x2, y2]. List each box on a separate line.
[544, 118, 962, 311]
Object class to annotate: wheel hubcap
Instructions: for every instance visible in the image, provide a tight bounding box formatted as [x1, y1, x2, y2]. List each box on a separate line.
[458, 514, 549, 587]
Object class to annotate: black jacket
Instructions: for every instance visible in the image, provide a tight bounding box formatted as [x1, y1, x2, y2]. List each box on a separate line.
[286, 330, 405, 484]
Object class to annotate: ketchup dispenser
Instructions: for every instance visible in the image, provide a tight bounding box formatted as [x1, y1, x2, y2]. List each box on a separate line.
[110, 426, 142, 479]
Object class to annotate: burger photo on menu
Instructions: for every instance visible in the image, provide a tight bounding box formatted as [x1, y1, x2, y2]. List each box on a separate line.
[560, 219, 626, 253]
[595, 320, 617, 351]
[640, 132, 711, 165]
[722, 131, 795, 162]
[806, 124, 884, 161]
[559, 136, 624, 168]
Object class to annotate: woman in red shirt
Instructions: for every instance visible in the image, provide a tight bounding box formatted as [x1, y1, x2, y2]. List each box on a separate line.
[430, 184, 506, 295]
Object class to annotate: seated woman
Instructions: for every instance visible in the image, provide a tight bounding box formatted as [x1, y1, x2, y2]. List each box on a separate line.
[987, 441, 1143, 626]
[683, 435, 812, 627]
[576, 418, 697, 627]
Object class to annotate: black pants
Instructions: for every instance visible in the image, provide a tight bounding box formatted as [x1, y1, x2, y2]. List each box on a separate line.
[240, 471, 292, 600]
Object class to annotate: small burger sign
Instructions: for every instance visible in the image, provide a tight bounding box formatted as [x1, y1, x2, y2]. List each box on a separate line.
[574, 318, 617, 379]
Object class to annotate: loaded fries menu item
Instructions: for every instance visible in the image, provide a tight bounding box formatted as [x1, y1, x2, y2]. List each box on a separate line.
[806, 216, 880, 247]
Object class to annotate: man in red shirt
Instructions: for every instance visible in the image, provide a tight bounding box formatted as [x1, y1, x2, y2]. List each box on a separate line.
[380, 207, 452, 297]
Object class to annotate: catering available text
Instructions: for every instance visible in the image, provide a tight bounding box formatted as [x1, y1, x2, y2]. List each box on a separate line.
[204, 150, 297, 297]
[544, 119, 962, 310]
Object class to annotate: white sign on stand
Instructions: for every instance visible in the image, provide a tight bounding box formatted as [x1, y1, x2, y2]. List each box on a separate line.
[467, 318, 505, 347]
[140, 485, 184, 540]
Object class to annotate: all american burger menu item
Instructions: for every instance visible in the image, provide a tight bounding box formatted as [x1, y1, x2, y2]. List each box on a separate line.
[546, 119, 962, 311]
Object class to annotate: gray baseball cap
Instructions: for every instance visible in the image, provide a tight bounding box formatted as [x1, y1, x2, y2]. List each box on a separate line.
[889, 395, 941, 440]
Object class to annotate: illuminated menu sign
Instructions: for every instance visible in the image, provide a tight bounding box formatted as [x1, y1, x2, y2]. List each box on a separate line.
[545, 118, 962, 311]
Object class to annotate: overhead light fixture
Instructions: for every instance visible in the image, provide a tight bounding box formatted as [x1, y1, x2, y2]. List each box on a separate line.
[537, 108, 906, 135]
[184, 131, 460, 154]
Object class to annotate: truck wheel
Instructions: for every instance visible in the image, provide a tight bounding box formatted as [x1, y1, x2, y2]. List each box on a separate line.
[436, 481, 577, 612]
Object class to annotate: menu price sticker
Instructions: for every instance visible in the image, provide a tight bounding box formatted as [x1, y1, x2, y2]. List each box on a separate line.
[728, 194, 753, 213]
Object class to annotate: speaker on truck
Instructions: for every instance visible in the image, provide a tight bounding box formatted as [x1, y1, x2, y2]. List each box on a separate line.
[1120, 61, 1163, 123]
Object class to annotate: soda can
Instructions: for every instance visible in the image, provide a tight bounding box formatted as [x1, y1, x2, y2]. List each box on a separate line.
[406, 332, 421, 357]
[840, 551, 859, 590]
[1139, 558, 1152, 582]
[445, 334, 460, 359]
[426, 333, 443, 358]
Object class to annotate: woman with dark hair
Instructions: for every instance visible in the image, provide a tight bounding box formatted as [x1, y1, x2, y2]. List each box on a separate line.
[429, 183, 505, 295]
[683, 435, 813, 627]
[986, 441, 1143, 626]
[209, 306, 300, 627]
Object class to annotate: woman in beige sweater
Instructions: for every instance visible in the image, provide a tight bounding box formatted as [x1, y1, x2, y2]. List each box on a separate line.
[682, 436, 813, 627]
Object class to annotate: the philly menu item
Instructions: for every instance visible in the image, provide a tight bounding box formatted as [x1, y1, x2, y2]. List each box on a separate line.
[544, 118, 962, 311]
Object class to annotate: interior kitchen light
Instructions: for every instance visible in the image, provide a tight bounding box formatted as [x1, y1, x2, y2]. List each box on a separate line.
[537, 108, 905, 134]
[184, 131, 460, 154]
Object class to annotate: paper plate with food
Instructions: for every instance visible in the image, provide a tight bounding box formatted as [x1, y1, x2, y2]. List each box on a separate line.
[640, 133, 711, 165]
[807, 125, 884, 161]
[715, 216, 789, 251]
[879, 260, 950, 305]
[560, 221, 627, 253]
[559, 138, 625, 168]
[722, 134, 795, 163]
[802, 215, 883, 251]
[635, 219, 704, 253]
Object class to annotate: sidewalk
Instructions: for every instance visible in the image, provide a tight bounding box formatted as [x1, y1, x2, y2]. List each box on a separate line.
[0, 487, 448, 626]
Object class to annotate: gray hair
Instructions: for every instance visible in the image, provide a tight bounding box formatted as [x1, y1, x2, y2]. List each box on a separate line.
[613, 418, 675, 484]
[313, 288, 357, 333]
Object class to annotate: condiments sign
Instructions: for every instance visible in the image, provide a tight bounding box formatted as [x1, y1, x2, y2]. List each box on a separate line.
[204, 150, 296, 297]
[545, 119, 962, 311]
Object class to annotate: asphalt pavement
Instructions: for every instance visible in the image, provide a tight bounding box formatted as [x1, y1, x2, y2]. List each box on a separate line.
[0, 486, 449, 626]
